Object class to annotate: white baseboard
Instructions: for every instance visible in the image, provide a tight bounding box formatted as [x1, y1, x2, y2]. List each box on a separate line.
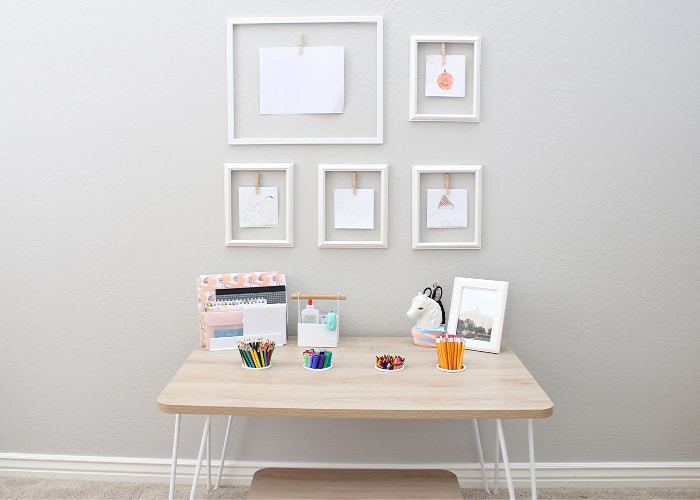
[0, 453, 698, 489]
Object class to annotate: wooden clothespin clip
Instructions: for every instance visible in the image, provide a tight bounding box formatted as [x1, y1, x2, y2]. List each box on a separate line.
[352, 172, 357, 195]
[255, 172, 260, 195]
[441, 42, 446, 66]
[298, 33, 303, 54]
[444, 173, 450, 195]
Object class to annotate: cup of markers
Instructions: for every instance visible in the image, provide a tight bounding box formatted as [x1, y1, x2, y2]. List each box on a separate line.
[303, 349, 333, 370]
[436, 335, 466, 372]
[239, 338, 275, 369]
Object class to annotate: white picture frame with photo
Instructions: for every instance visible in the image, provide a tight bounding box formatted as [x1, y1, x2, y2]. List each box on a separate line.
[446, 277, 509, 353]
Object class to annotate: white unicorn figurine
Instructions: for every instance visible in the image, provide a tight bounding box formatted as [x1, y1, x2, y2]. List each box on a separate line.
[406, 292, 443, 329]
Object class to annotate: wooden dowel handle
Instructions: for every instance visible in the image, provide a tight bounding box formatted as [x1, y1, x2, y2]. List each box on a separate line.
[291, 293, 347, 300]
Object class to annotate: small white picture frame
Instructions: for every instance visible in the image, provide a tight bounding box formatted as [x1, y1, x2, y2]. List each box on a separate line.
[318, 164, 388, 248]
[225, 163, 294, 247]
[409, 35, 481, 122]
[446, 277, 509, 354]
[412, 165, 482, 249]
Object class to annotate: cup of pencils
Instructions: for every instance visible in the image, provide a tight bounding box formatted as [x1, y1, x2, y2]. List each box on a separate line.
[239, 338, 275, 369]
[436, 336, 466, 372]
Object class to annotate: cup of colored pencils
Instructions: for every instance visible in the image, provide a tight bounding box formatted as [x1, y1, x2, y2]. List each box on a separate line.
[238, 338, 275, 369]
[436, 336, 466, 371]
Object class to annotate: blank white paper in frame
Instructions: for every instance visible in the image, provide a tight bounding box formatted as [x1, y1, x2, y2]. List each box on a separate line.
[227, 17, 383, 145]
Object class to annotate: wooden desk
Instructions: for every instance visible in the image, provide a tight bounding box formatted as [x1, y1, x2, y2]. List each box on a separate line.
[157, 336, 553, 500]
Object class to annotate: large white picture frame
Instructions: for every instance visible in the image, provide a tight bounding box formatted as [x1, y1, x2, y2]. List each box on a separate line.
[409, 35, 481, 122]
[227, 16, 384, 144]
[225, 163, 294, 247]
[318, 164, 388, 248]
[412, 164, 482, 249]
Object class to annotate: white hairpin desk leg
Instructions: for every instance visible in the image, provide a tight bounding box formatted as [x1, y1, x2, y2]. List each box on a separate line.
[168, 414, 181, 500]
[471, 419, 491, 494]
[493, 427, 500, 493]
[206, 418, 212, 491]
[215, 416, 234, 489]
[496, 419, 515, 500]
[189, 415, 211, 500]
[529, 419, 537, 500]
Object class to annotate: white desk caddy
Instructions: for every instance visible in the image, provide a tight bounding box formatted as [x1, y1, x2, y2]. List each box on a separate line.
[293, 292, 346, 347]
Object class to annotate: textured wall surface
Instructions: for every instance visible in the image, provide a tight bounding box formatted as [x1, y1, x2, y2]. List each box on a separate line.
[1, 0, 699, 466]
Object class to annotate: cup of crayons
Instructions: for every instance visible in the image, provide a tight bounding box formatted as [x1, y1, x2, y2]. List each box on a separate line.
[303, 349, 333, 370]
[436, 336, 466, 372]
[375, 354, 405, 371]
[238, 338, 275, 369]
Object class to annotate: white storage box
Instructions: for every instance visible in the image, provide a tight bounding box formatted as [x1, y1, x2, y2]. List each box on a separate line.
[298, 318, 340, 347]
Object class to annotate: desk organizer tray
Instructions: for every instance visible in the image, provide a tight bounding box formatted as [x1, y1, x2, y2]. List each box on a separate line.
[197, 272, 287, 347]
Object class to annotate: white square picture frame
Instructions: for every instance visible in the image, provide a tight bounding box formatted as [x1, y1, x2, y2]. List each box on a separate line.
[446, 277, 509, 354]
[318, 164, 388, 248]
[412, 164, 482, 249]
[409, 35, 481, 122]
[225, 163, 294, 247]
[227, 16, 383, 144]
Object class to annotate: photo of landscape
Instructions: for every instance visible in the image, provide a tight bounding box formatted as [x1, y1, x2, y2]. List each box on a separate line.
[455, 287, 498, 342]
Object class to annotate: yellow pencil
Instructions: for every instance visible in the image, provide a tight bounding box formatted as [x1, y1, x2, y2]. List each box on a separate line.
[455, 339, 461, 369]
[453, 338, 460, 370]
[443, 339, 448, 369]
[250, 347, 261, 368]
[452, 339, 461, 370]
[439, 338, 447, 368]
[447, 338, 453, 369]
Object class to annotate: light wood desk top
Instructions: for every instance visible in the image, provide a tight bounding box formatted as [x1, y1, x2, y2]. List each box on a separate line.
[157, 336, 553, 420]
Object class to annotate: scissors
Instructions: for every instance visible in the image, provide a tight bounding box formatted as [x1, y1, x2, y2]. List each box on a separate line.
[423, 283, 445, 325]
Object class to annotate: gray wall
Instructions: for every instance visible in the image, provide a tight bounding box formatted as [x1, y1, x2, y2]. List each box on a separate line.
[2, 0, 699, 467]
